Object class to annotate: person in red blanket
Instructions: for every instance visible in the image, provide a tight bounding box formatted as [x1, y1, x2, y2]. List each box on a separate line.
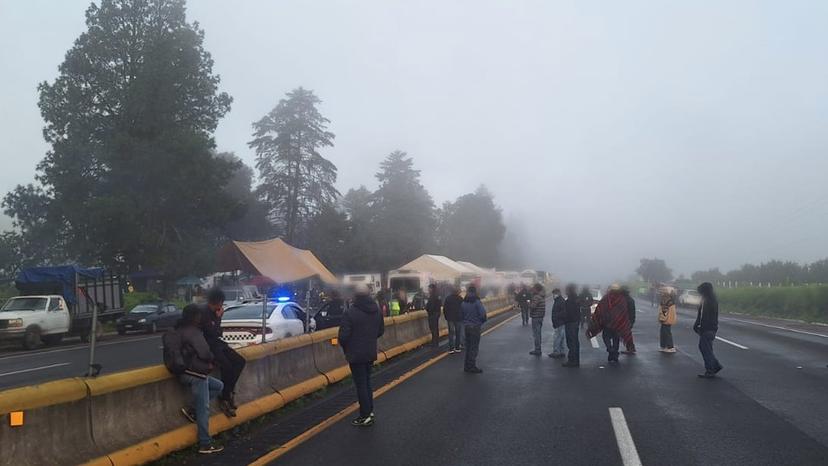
[586, 284, 635, 363]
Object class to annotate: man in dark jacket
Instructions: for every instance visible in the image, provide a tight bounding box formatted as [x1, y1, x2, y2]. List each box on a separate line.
[339, 284, 385, 426]
[694, 282, 723, 378]
[178, 305, 224, 454]
[529, 283, 546, 356]
[199, 288, 246, 417]
[443, 287, 464, 353]
[461, 286, 487, 373]
[621, 286, 637, 354]
[562, 284, 581, 367]
[547, 288, 567, 358]
[425, 284, 442, 347]
[578, 286, 594, 329]
[516, 285, 531, 326]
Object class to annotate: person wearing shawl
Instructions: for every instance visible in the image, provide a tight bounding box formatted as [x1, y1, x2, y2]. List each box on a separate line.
[658, 288, 677, 353]
[586, 284, 633, 363]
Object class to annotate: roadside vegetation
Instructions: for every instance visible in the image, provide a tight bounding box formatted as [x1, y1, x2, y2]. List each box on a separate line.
[717, 285, 828, 323]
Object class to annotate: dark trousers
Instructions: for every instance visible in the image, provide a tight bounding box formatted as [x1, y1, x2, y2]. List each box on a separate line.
[564, 322, 580, 365]
[660, 324, 674, 348]
[603, 328, 620, 362]
[698, 331, 722, 373]
[212, 343, 246, 400]
[427, 312, 440, 346]
[349, 362, 374, 417]
[520, 305, 529, 325]
[531, 318, 543, 352]
[464, 325, 482, 370]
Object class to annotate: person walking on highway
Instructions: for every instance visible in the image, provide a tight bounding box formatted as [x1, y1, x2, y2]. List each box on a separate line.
[339, 283, 385, 427]
[517, 284, 531, 326]
[461, 285, 487, 373]
[588, 285, 630, 363]
[562, 284, 581, 367]
[177, 305, 224, 454]
[658, 288, 677, 353]
[578, 286, 594, 329]
[199, 288, 246, 418]
[529, 283, 547, 356]
[621, 286, 637, 355]
[426, 284, 442, 347]
[694, 282, 723, 378]
[443, 287, 464, 353]
[547, 288, 567, 359]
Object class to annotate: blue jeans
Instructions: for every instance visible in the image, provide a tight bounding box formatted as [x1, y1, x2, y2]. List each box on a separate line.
[551, 325, 567, 355]
[180, 374, 224, 447]
[531, 318, 543, 352]
[448, 320, 464, 350]
[698, 331, 722, 373]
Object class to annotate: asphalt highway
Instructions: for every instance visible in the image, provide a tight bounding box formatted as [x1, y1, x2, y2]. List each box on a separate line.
[264, 299, 828, 466]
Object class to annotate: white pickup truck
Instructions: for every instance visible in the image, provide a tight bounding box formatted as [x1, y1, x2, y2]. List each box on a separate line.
[0, 295, 73, 349]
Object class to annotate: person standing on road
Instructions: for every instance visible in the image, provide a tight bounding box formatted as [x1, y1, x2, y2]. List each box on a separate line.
[426, 284, 442, 347]
[176, 305, 224, 455]
[588, 285, 629, 363]
[199, 288, 246, 418]
[658, 288, 677, 353]
[562, 284, 581, 367]
[621, 286, 637, 355]
[578, 286, 594, 329]
[694, 282, 723, 378]
[461, 285, 487, 373]
[529, 283, 547, 356]
[517, 285, 531, 326]
[339, 283, 385, 427]
[547, 288, 567, 359]
[443, 287, 464, 354]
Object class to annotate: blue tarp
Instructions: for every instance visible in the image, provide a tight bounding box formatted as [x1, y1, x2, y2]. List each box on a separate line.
[16, 265, 105, 305]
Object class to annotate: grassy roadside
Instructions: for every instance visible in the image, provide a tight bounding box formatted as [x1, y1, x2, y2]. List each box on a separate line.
[717, 285, 828, 324]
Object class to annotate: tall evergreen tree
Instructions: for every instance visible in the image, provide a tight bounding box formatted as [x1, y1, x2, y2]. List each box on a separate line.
[250, 87, 338, 243]
[437, 186, 505, 266]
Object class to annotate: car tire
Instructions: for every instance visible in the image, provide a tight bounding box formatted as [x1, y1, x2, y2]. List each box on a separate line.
[146, 322, 157, 334]
[42, 333, 64, 346]
[23, 327, 42, 350]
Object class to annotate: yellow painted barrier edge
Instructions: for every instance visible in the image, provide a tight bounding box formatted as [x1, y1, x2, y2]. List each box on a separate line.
[0, 377, 88, 414]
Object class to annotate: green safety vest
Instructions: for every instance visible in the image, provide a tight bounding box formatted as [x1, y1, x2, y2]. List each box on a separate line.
[390, 299, 401, 316]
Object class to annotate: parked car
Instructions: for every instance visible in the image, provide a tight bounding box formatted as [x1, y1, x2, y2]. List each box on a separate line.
[220, 300, 315, 348]
[116, 303, 181, 334]
[312, 299, 346, 330]
[678, 289, 702, 308]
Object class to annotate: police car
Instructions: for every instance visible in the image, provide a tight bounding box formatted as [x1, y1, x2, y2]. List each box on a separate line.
[220, 297, 316, 348]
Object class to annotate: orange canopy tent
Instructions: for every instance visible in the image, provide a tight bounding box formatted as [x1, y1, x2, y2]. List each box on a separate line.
[218, 238, 338, 285]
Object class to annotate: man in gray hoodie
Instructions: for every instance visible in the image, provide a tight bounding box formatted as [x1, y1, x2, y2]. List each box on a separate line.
[461, 286, 487, 373]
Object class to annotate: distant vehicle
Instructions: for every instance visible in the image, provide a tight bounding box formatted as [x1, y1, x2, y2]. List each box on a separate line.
[221, 287, 259, 307]
[116, 303, 181, 335]
[220, 300, 315, 349]
[0, 266, 125, 349]
[342, 273, 382, 293]
[679, 289, 702, 308]
[388, 269, 432, 296]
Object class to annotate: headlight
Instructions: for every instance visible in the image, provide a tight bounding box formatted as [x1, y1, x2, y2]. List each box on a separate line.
[138, 318, 146, 323]
[7, 318, 23, 328]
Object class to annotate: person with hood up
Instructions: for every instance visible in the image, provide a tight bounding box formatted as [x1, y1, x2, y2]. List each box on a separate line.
[339, 283, 385, 426]
[529, 283, 547, 356]
[461, 285, 487, 373]
[443, 287, 464, 353]
[658, 288, 677, 353]
[694, 282, 723, 378]
[547, 288, 567, 359]
[562, 284, 582, 367]
[587, 284, 632, 364]
[516, 284, 532, 326]
[425, 284, 442, 347]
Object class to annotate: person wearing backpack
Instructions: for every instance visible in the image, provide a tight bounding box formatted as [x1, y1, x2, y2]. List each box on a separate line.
[170, 304, 224, 454]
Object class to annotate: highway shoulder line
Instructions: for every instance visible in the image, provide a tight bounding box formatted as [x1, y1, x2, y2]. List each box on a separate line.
[724, 318, 828, 339]
[609, 407, 642, 466]
[715, 336, 749, 349]
[0, 362, 71, 378]
[249, 313, 519, 466]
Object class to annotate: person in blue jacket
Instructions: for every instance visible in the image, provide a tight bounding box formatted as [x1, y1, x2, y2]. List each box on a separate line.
[461, 286, 487, 374]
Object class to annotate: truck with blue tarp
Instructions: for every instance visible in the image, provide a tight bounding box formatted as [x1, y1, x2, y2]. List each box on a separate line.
[0, 265, 125, 349]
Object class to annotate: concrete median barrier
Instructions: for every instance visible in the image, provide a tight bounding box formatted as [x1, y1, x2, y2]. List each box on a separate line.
[310, 327, 350, 384]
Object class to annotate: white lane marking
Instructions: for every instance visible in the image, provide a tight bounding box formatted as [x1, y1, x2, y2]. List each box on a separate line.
[716, 336, 748, 349]
[609, 407, 643, 466]
[636, 310, 645, 313]
[590, 337, 600, 348]
[724, 318, 828, 339]
[0, 362, 71, 378]
[0, 336, 160, 361]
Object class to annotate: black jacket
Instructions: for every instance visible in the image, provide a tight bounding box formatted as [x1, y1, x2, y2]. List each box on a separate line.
[198, 304, 225, 349]
[339, 295, 385, 364]
[694, 298, 719, 333]
[516, 290, 532, 308]
[426, 294, 442, 315]
[550, 295, 567, 328]
[179, 324, 214, 376]
[443, 293, 463, 322]
[564, 295, 580, 323]
[625, 294, 636, 325]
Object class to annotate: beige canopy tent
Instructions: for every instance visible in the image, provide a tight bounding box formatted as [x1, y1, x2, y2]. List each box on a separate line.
[218, 238, 338, 285]
[457, 261, 495, 276]
[394, 254, 474, 283]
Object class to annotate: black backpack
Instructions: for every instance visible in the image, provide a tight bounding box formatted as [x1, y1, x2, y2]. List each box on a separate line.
[162, 329, 187, 375]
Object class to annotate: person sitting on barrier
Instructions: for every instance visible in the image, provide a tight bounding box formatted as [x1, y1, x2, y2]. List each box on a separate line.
[177, 304, 225, 455]
[461, 285, 487, 374]
[339, 282, 385, 427]
[199, 287, 246, 418]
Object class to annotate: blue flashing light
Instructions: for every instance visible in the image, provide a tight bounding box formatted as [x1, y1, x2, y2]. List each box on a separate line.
[276, 296, 290, 302]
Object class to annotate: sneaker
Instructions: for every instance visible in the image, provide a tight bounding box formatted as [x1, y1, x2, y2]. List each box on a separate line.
[464, 367, 483, 374]
[352, 413, 375, 427]
[448, 348, 456, 354]
[456, 347, 463, 353]
[180, 407, 196, 424]
[529, 351, 541, 356]
[713, 365, 723, 374]
[198, 445, 224, 454]
[219, 399, 237, 418]
[665, 347, 677, 353]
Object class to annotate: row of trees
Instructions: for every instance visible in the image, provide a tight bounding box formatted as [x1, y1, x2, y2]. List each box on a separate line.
[0, 0, 506, 281]
[691, 259, 828, 286]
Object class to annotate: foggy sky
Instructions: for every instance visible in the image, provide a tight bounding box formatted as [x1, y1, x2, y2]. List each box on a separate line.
[2, 0, 827, 283]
